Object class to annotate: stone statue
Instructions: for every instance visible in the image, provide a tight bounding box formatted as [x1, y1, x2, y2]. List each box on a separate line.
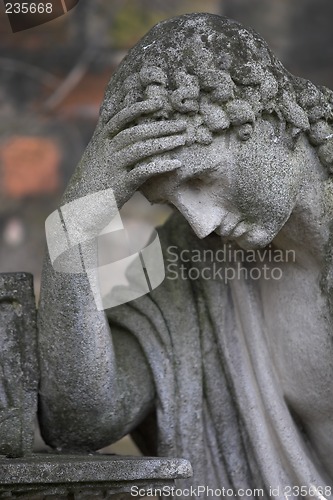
[38, 13, 333, 499]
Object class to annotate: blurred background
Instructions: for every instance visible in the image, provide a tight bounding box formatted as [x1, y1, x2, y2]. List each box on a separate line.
[1, 0, 333, 456]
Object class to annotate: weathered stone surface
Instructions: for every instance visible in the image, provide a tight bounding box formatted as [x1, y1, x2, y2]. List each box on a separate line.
[0, 454, 192, 499]
[38, 13, 333, 498]
[0, 272, 38, 457]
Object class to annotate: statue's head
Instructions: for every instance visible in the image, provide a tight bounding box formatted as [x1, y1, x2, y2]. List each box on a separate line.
[99, 14, 333, 248]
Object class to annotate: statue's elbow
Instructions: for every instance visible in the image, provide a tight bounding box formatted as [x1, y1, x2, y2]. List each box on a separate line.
[38, 395, 123, 452]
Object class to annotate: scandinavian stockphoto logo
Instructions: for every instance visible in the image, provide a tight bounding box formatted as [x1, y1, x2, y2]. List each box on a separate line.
[45, 188, 165, 311]
[4, 0, 79, 33]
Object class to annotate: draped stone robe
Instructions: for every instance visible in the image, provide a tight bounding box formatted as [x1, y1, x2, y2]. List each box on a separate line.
[107, 213, 332, 500]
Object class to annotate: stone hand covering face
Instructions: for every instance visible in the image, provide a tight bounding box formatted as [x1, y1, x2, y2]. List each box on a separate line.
[38, 13, 333, 500]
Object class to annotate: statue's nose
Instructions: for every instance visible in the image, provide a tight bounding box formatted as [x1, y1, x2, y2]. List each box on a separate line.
[174, 202, 222, 239]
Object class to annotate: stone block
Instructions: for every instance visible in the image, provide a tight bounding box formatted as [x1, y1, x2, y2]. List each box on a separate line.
[0, 273, 38, 457]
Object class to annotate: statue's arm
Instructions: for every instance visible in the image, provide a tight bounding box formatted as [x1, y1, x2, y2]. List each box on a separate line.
[38, 100, 186, 451]
[38, 256, 155, 451]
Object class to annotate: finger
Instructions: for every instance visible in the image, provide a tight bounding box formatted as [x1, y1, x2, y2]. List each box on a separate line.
[110, 120, 187, 151]
[128, 160, 182, 189]
[110, 135, 186, 170]
[105, 99, 163, 137]
[131, 159, 182, 180]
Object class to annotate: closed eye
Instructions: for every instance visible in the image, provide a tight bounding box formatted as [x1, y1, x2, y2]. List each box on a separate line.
[185, 177, 203, 190]
[183, 173, 217, 192]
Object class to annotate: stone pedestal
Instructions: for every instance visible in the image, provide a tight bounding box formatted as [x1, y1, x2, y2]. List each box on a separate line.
[0, 454, 192, 499]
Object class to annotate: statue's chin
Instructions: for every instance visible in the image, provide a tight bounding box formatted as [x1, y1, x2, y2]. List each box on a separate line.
[234, 228, 275, 250]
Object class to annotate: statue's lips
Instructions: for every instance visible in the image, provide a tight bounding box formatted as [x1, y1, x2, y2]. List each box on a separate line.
[215, 220, 248, 239]
[230, 221, 249, 239]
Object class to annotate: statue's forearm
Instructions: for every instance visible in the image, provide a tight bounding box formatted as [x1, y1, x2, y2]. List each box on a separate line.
[38, 254, 155, 451]
[38, 255, 118, 448]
